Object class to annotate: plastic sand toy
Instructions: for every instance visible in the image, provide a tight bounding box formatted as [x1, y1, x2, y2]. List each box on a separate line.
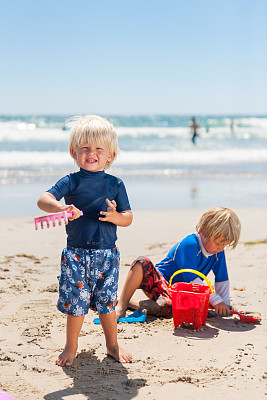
[169, 269, 214, 330]
[34, 211, 83, 230]
[93, 309, 147, 325]
[0, 391, 16, 400]
[229, 310, 261, 323]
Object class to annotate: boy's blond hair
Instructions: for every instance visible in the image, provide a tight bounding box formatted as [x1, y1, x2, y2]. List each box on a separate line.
[196, 207, 241, 249]
[68, 115, 118, 169]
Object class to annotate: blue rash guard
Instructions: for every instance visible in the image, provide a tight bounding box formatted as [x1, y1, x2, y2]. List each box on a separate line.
[156, 233, 228, 285]
[47, 168, 131, 249]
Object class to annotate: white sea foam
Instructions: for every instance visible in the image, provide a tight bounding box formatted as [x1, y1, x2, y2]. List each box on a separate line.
[0, 116, 266, 186]
[1, 148, 267, 168]
[117, 149, 267, 164]
[237, 117, 267, 128]
[0, 151, 73, 167]
[0, 125, 70, 141]
[116, 127, 190, 137]
[1, 123, 267, 142]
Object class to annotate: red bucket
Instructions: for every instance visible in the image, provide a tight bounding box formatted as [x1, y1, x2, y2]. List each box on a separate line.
[169, 282, 211, 329]
[168, 269, 213, 330]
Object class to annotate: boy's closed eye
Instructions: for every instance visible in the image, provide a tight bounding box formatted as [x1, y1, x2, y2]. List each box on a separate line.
[81, 146, 104, 151]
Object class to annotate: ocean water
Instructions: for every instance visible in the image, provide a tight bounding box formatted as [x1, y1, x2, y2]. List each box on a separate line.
[0, 114, 267, 216]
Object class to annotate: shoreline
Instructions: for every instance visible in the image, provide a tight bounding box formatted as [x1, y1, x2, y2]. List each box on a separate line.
[0, 175, 267, 217]
[0, 207, 266, 399]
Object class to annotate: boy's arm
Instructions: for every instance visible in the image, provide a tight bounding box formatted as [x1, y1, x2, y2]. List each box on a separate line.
[213, 281, 230, 316]
[214, 281, 230, 306]
[99, 199, 133, 227]
[37, 192, 82, 220]
[211, 251, 231, 315]
[107, 210, 133, 227]
[37, 192, 65, 213]
[192, 278, 230, 316]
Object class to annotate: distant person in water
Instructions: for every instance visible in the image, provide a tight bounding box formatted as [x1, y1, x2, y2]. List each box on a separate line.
[230, 119, 235, 135]
[190, 117, 200, 144]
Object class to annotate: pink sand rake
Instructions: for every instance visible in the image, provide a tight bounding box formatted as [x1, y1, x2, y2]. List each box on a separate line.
[34, 211, 83, 230]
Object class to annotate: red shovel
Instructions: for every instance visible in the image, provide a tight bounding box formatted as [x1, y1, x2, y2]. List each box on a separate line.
[230, 310, 261, 323]
[210, 307, 261, 323]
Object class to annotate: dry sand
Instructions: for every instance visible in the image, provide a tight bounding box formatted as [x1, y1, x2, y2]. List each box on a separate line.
[0, 207, 266, 399]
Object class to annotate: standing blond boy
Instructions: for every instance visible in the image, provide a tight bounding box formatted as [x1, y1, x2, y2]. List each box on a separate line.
[38, 115, 133, 365]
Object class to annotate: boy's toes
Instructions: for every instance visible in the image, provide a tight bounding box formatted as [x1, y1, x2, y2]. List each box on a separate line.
[119, 346, 132, 363]
[56, 356, 74, 367]
[119, 352, 133, 363]
[107, 345, 132, 364]
[56, 349, 76, 367]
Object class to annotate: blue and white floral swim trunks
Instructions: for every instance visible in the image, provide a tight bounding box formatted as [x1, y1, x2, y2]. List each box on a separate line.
[57, 246, 120, 316]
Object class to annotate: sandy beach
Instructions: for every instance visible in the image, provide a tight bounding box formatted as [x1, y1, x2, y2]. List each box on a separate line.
[0, 207, 266, 400]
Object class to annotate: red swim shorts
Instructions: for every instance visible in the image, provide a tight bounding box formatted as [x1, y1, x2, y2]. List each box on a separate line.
[131, 256, 172, 316]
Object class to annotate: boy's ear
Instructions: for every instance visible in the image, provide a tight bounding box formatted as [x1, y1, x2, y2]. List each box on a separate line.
[108, 151, 115, 162]
[198, 230, 205, 240]
[70, 148, 77, 160]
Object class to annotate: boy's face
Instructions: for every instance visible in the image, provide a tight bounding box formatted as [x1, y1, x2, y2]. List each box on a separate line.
[200, 233, 228, 254]
[73, 143, 113, 172]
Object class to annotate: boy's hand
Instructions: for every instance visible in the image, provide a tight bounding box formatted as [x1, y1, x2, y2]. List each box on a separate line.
[99, 199, 117, 223]
[59, 204, 82, 221]
[99, 198, 133, 227]
[214, 301, 230, 316]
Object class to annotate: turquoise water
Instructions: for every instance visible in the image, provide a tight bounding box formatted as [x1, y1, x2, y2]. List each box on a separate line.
[0, 114, 267, 215]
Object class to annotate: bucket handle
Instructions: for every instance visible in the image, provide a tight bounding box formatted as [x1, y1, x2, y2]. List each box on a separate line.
[169, 269, 214, 294]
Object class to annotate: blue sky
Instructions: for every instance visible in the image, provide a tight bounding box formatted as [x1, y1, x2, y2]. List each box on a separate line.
[0, 0, 266, 115]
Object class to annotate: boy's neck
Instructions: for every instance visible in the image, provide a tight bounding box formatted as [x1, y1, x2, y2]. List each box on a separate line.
[196, 233, 213, 257]
[79, 168, 105, 175]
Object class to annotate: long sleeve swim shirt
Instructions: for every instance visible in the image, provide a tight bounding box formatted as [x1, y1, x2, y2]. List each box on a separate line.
[156, 233, 230, 306]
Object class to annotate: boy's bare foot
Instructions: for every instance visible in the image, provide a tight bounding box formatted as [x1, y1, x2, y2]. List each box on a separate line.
[56, 346, 77, 367]
[107, 344, 132, 363]
[115, 305, 127, 319]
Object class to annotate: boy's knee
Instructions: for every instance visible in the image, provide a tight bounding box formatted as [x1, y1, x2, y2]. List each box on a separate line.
[131, 261, 143, 271]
